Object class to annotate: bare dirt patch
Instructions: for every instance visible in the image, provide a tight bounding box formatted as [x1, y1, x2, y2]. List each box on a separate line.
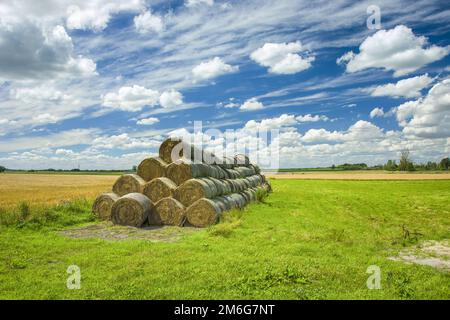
[265, 171, 450, 180]
[60, 221, 200, 242]
[389, 240, 450, 271]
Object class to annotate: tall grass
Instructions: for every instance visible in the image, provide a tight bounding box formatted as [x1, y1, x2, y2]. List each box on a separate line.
[0, 197, 95, 229]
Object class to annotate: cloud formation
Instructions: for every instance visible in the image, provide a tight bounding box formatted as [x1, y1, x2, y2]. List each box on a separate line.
[240, 98, 264, 111]
[102, 85, 160, 112]
[250, 41, 314, 74]
[134, 10, 164, 34]
[192, 57, 238, 81]
[338, 25, 449, 77]
[370, 74, 433, 98]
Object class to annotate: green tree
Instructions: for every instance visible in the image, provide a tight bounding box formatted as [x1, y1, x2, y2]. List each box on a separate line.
[425, 161, 437, 170]
[399, 149, 415, 171]
[439, 157, 450, 170]
[0, 165, 6, 173]
[132, 165, 137, 172]
[384, 160, 397, 171]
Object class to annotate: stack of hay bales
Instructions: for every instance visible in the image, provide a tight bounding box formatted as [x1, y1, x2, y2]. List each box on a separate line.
[92, 138, 271, 228]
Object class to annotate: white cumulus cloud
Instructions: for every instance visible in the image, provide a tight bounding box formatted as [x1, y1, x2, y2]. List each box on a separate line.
[240, 98, 264, 111]
[370, 74, 433, 98]
[159, 89, 183, 108]
[250, 41, 314, 75]
[296, 114, 329, 122]
[394, 78, 450, 138]
[66, 0, 144, 31]
[136, 117, 159, 125]
[192, 57, 238, 81]
[102, 85, 160, 112]
[134, 10, 164, 34]
[337, 25, 450, 77]
[370, 107, 385, 118]
[0, 23, 96, 80]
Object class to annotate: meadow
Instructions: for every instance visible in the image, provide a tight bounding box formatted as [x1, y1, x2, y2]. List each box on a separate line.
[0, 173, 449, 299]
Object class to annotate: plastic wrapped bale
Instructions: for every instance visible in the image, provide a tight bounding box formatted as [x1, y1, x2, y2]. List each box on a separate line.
[112, 174, 146, 196]
[154, 197, 186, 226]
[111, 193, 153, 227]
[137, 157, 167, 181]
[186, 198, 224, 227]
[159, 138, 217, 164]
[234, 154, 250, 166]
[246, 175, 263, 188]
[234, 166, 256, 177]
[174, 177, 232, 207]
[228, 193, 247, 208]
[166, 160, 215, 185]
[92, 192, 119, 220]
[143, 177, 177, 203]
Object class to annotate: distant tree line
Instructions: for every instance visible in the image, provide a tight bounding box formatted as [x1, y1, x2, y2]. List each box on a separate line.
[1, 152, 449, 173]
[383, 150, 449, 172]
[1, 167, 135, 173]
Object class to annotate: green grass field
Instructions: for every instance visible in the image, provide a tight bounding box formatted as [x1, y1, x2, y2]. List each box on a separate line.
[0, 179, 449, 299]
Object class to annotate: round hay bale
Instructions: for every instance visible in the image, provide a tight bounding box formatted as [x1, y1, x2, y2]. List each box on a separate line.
[112, 174, 146, 196]
[159, 138, 183, 163]
[240, 191, 251, 203]
[217, 166, 227, 179]
[215, 196, 232, 211]
[218, 156, 235, 169]
[92, 192, 119, 220]
[111, 193, 152, 227]
[143, 177, 177, 203]
[234, 154, 250, 166]
[166, 161, 206, 185]
[174, 178, 216, 207]
[246, 175, 263, 187]
[235, 166, 256, 177]
[235, 179, 246, 192]
[186, 198, 223, 227]
[154, 198, 186, 226]
[252, 164, 261, 174]
[159, 138, 217, 164]
[137, 157, 167, 181]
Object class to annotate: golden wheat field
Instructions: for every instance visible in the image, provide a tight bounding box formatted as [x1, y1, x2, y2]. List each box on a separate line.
[1, 172, 450, 210]
[0, 174, 117, 209]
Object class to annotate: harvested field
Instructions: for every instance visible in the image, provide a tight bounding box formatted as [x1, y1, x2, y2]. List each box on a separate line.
[0, 173, 117, 209]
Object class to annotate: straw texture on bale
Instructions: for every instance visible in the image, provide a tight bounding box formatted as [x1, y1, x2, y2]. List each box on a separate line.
[93, 138, 270, 228]
[111, 193, 152, 227]
[166, 160, 213, 185]
[143, 177, 177, 203]
[137, 157, 167, 181]
[174, 178, 213, 206]
[174, 176, 240, 207]
[186, 198, 223, 227]
[159, 138, 216, 164]
[112, 174, 146, 196]
[92, 192, 119, 220]
[154, 197, 186, 226]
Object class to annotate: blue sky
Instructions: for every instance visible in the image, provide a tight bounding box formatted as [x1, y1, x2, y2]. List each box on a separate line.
[0, 0, 449, 169]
